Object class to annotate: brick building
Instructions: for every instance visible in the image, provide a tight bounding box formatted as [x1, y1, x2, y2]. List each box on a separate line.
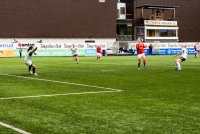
[0, 0, 116, 39]
[0, 0, 199, 42]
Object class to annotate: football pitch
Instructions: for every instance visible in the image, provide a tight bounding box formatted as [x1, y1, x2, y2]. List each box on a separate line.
[0, 55, 199, 134]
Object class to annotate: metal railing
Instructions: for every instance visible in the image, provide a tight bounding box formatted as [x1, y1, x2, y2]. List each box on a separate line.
[116, 35, 135, 41]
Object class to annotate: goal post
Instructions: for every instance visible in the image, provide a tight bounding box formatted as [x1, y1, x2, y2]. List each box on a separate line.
[112, 41, 119, 55]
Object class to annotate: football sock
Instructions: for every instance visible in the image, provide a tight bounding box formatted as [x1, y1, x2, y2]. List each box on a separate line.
[143, 60, 146, 67]
[175, 61, 177, 68]
[176, 62, 180, 68]
[138, 62, 140, 68]
[33, 68, 36, 73]
[29, 66, 31, 71]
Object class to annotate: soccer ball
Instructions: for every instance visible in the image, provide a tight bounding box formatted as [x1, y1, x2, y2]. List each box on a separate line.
[34, 51, 38, 55]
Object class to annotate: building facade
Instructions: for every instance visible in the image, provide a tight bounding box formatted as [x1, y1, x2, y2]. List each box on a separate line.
[122, 0, 200, 42]
[0, 0, 199, 42]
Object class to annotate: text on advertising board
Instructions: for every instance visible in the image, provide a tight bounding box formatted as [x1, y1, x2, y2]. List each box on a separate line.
[0, 44, 14, 49]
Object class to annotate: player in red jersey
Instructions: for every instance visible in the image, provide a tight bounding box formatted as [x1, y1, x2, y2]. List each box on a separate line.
[136, 38, 148, 70]
[96, 45, 102, 61]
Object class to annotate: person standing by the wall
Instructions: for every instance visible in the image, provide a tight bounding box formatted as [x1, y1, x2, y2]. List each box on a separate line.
[149, 44, 153, 55]
[19, 47, 23, 58]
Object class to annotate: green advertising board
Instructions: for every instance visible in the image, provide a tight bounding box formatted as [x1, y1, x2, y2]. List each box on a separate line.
[14, 49, 85, 57]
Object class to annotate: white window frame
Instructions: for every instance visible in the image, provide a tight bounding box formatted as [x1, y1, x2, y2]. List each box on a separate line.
[99, 0, 105, 2]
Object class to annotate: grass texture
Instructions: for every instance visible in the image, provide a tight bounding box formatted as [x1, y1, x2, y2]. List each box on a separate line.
[0, 55, 199, 134]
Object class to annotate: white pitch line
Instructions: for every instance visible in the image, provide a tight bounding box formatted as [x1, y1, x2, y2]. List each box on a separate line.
[0, 74, 122, 100]
[0, 91, 118, 100]
[0, 74, 122, 134]
[0, 121, 31, 134]
[0, 74, 122, 92]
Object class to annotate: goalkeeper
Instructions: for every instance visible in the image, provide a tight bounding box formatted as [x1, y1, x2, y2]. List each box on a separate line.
[24, 45, 38, 75]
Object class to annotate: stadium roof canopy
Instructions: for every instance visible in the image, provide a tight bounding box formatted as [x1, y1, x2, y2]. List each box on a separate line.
[136, 4, 179, 10]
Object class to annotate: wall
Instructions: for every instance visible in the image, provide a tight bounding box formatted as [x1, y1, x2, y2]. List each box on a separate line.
[0, 0, 117, 38]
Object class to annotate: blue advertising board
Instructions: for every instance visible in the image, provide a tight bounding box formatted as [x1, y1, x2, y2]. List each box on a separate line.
[85, 49, 96, 56]
[187, 48, 195, 54]
[146, 48, 195, 55]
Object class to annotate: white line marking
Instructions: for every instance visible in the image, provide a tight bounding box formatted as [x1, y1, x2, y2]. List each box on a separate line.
[0, 121, 31, 134]
[0, 74, 122, 100]
[0, 91, 118, 100]
[101, 70, 115, 72]
[0, 74, 121, 92]
[0, 74, 122, 133]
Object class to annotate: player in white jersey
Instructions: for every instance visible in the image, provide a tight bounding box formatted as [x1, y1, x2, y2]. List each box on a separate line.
[70, 44, 79, 64]
[174, 44, 187, 71]
[194, 43, 198, 58]
[24, 45, 38, 75]
[196, 43, 200, 57]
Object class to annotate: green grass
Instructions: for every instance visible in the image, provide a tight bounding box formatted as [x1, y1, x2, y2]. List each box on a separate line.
[0, 55, 200, 134]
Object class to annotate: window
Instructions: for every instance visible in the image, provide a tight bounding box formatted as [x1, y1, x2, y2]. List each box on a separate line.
[99, 0, 105, 2]
[117, 9, 119, 18]
[137, 28, 144, 35]
[120, 7, 125, 14]
[159, 30, 176, 37]
[147, 30, 155, 37]
[147, 29, 177, 37]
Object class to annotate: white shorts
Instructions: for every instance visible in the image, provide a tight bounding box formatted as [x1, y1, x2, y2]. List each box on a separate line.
[24, 60, 32, 66]
[97, 53, 101, 57]
[137, 53, 145, 59]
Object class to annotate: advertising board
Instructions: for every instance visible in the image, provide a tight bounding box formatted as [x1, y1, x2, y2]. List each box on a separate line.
[0, 42, 197, 57]
[0, 50, 14, 57]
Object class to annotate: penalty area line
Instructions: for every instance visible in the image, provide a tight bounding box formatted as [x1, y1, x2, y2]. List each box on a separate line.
[0, 121, 31, 134]
[0, 91, 119, 100]
[0, 74, 122, 92]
